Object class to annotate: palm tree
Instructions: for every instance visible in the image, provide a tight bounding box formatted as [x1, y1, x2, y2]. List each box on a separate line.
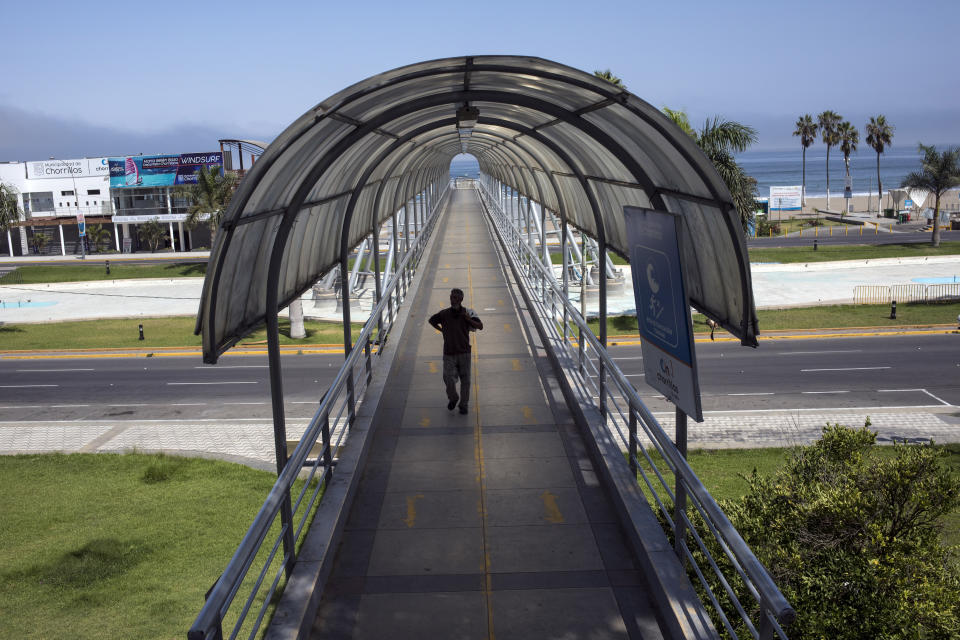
[838, 121, 859, 215]
[865, 115, 894, 214]
[138, 219, 169, 253]
[178, 166, 238, 243]
[663, 108, 759, 231]
[31, 231, 50, 255]
[792, 115, 818, 209]
[901, 144, 960, 247]
[1, 182, 21, 235]
[817, 110, 842, 210]
[85, 224, 111, 253]
[593, 69, 626, 90]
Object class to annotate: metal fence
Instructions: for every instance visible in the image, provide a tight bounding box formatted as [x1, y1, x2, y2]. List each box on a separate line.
[187, 186, 447, 640]
[476, 178, 795, 639]
[854, 283, 960, 304]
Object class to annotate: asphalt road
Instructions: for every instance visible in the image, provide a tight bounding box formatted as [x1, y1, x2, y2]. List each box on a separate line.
[0, 334, 956, 423]
[610, 333, 960, 414]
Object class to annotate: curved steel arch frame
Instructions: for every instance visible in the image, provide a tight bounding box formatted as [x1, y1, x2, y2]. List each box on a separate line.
[199, 56, 758, 365]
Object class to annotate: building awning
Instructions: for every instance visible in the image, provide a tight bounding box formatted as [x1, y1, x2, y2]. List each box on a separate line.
[198, 55, 758, 363]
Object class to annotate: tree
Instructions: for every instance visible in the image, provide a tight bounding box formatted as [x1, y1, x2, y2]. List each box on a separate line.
[663, 108, 759, 231]
[85, 224, 111, 253]
[838, 121, 859, 215]
[0, 182, 21, 235]
[31, 231, 49, 255]
[723, 424, 960, 639]
[817, 110, 842, 210]
[901, 144, 960, 247]
[137, 219, 168, 253]
[792, 115, 818, 208]
[593, 69, 625, 90]
[865, 115, 894, 214]
[178, 166, 238, 243]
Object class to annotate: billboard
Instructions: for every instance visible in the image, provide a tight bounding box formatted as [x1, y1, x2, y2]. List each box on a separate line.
[27, 157, 111, 180]
[769, 186, 802, 211]
[109, 152, 223, 188]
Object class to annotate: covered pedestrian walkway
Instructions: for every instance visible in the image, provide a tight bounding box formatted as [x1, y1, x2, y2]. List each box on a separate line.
[188, 56, 792, 640]
[310, 188, 670, 638]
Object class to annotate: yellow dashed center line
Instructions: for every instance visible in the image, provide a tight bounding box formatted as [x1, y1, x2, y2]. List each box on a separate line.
[467, 238, 496, 640]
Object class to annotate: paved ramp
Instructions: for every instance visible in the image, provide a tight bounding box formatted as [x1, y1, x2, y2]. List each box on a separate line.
[311, 189, 667, 638]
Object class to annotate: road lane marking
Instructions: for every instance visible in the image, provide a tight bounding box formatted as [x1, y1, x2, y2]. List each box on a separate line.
[0, 405, 43, 409]
[166, 381, 258, 385]
[921, 388, 953, 406]
[728, 392, 774, 396]
[193, 365, 268, 369]
[776, 350, 862, 355]
[878, 388, 925, 392]
[801, 390, 850, 394]
[0, 384, 58, 388]
[51, 404, 90, 407]
[651, 404, 946, 415]
[108, 404, 149, 407]
[224, 402, 267, 405]
[801, 367, 891, 372]
[170, 403, 206, 406]
[15, 368, 95, 372]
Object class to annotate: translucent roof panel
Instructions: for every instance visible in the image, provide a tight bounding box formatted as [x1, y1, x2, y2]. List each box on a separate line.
[198, 55, 758, 363]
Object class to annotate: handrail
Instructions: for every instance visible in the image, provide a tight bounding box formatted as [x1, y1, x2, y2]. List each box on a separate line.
[476, 177, 795, 638]
[188, 184, 449, 640]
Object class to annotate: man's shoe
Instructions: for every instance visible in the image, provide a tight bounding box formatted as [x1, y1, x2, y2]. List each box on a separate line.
[459, 406, 468, 415]
[447, 400, 457, 411]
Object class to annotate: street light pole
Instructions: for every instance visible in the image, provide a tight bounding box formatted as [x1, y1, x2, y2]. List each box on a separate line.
[50, 157, 84, 259]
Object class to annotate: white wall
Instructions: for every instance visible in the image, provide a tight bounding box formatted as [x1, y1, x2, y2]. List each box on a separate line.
[0, 158, 112, 219]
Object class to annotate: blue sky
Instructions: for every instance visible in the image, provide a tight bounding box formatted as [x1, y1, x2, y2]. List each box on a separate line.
[2, 0, 957, 161]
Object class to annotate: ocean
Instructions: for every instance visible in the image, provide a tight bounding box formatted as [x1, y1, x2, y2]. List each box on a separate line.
[449, 145, 944, 199]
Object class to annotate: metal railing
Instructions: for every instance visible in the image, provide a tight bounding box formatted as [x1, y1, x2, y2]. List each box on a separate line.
[476, 177, 795, 639]
[187, 186, 447, 640]
[854, 282, 960, 304]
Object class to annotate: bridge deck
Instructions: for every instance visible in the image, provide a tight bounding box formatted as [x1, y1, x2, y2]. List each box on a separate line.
[311, 189, 667, 639]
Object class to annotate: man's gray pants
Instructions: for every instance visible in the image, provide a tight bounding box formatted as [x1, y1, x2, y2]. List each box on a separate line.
[443, 353, 471, 408]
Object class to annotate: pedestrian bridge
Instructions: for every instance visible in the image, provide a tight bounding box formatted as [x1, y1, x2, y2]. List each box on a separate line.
[188, 57, 792, 639]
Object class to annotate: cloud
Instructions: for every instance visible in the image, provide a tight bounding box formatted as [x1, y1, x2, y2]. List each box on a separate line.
[0, 104, 276, 162]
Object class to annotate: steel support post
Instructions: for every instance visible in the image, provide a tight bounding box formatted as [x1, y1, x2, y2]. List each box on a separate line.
[628, 407, 638, 477]
[403, 202, 412, 294]
[561, 216, 569, 343]
[372, 218, 383, 344]
[321, 413, 333, 488]
[388, 211, 398, 321]
[579, 229, 587, 374]
[341, 253, 356, 427]
[674, 408, 688, 561]
[265, 307, 296, 578]
[599, 233, 608, 422]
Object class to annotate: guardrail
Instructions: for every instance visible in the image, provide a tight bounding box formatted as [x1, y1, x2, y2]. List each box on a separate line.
[476, 178, 795, 639]
[187, 186, 447, 640]
[854, 282, 960, 304]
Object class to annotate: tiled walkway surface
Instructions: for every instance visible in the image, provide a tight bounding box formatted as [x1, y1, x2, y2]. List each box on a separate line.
[310, 190, 666, 639]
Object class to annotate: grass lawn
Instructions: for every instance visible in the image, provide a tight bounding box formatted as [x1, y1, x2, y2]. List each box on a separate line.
[748, 240, 960, 264]
[586, 302, 960, 339]
[0, 453, 315, 640]
[0, 317, 367, 351]
[663, 442, 960, 546]
[0, 262, 208, 284]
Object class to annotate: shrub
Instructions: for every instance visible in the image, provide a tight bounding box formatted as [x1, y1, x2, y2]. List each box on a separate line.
[724, 424, 960, 639]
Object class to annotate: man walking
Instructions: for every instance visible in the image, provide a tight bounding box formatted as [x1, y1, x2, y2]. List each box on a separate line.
[428, 288, 483, 414]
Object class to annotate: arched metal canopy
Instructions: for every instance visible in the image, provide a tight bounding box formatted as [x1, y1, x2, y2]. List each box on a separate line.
[197, 55, 759, 363]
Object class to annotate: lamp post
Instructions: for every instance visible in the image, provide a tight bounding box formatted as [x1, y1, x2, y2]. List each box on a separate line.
[50, 157, 84, 259]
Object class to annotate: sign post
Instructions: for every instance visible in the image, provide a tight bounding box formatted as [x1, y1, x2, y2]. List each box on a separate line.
[624, 206, 703, 559]
[76, 212, 86, 260]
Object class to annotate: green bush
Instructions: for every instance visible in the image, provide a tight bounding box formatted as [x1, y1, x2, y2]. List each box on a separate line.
[724, 424, 960, 638]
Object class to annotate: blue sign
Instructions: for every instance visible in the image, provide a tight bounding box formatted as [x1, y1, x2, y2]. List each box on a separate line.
[624, 206, 702, 421]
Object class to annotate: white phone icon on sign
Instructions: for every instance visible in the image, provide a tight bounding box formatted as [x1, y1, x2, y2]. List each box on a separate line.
[646, 263, 660, 294]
